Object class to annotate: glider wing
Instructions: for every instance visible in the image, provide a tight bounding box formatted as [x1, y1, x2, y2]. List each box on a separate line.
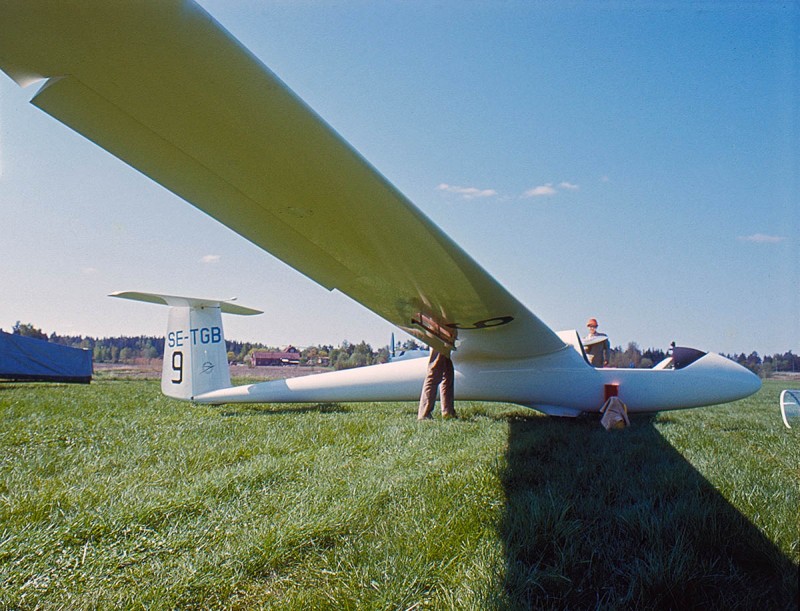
[0, 0, 564, 360]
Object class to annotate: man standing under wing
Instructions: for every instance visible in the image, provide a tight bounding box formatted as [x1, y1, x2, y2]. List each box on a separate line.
[418, 350, 456, 420]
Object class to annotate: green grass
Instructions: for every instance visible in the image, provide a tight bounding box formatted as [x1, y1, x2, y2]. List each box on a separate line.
[0, 379, 797, 609]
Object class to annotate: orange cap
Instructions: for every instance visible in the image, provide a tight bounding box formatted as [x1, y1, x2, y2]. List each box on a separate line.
[586, 318, 598, 327]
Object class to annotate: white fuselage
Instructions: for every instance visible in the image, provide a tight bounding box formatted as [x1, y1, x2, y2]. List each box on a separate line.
[195, 346, 761, 415]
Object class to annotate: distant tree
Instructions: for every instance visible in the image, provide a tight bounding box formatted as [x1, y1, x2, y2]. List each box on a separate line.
[12, 321, 47, 341]
[351, 341, 373, 365]
[608, 343, 667, 369]
[643, 347, 668, 365]
[301, 345, 320, 365]
[93, 345, 109, 362]
[741, 351, 762, 374]
[348, 352, 368, 368]
[142, 345, 159, 360]
[401, 339, 423, 351]
[623, 342, 642, 368]
[333, 351, 351, 370]
[776, 351, 799, 373]
[607, 344, 638, 368]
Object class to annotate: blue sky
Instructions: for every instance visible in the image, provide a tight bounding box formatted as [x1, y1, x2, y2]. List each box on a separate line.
[0, 1, 797, 356]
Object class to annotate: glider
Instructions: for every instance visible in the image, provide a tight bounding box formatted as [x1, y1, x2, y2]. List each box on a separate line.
[0, 1, 760, 415]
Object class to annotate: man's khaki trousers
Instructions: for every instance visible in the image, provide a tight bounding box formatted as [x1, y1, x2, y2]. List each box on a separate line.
[418, 350, 455, 419]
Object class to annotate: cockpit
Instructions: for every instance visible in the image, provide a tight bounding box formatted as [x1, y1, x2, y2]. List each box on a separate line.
[556, 330, 707, 369]
[652, 346, 707, 370]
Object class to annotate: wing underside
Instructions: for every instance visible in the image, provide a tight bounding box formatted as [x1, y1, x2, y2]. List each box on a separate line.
[0, 0, 565, 360]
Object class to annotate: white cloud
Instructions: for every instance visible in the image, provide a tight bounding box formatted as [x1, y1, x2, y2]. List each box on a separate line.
[438, 180, 579, 201]
[201, 254, 221, 263]
[436, 183, 497, 200]
[523, 180, 581, 198]
[523, 183, 557, 197]
[81, 267, 98, 275]
[738, 233, 787, 244]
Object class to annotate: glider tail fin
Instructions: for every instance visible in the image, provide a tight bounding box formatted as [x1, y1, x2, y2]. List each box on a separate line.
[109, 291, 262, 401]
[160, 298, 230, 401]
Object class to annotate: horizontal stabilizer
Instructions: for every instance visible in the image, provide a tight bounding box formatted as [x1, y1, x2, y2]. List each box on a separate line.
[109, 291, 262, 316]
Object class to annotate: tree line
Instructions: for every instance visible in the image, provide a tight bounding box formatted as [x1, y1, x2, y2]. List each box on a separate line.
[6, 322, 797, 377]
[6, 321, 404, 370]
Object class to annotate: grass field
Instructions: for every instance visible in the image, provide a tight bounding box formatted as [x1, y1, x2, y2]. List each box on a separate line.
[1, 378, 797, 609]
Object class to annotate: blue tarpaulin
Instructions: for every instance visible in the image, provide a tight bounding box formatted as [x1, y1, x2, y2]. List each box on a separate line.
[0, 330, 92, 383]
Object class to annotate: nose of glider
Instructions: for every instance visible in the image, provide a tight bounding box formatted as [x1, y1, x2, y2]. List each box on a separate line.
[702, 352, 762, 402]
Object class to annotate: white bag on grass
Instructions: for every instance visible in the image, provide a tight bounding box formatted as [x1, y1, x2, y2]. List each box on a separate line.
[600, 396, 630, 430]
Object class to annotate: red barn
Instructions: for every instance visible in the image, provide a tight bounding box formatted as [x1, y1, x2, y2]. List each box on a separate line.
[250, 346, 300, 366]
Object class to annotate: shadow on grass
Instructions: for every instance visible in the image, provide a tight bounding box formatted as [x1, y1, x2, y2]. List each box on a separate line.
[497, 414, 798, 610]
[220, 402, 349, 417]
